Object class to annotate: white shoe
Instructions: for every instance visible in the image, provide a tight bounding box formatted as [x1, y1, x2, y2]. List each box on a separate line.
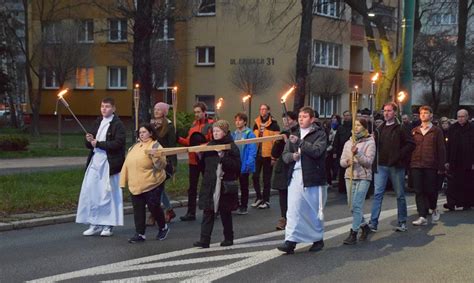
[258, 202, 270, 209]
[251, 199, 263, 208]
[431, 209, 440, 223]
[83, 225, 102, 236]
[412, 217, 428, 226]
[100, 226, 114, 237]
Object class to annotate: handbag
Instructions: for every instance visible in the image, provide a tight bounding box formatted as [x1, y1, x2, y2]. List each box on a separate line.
[221, 180, 239, 195]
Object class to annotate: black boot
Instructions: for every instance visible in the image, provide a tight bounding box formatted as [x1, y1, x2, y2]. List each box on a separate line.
[309, 240, 324, 252]
[220, 239, 233, 247]
[193, 241, 210, 248]
[359, 224, 370, 241]
[277, 241, 296, 254]
[180, 213, 196, 221]
[343, 229, 357, 245]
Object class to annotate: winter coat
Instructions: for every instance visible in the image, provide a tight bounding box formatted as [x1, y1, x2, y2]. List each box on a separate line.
[271, 128, 294, 190]
[198, 133, 241, 212]
[340, 136, 376, 181]
[282, 123, 328, 187]
[253, 115, 280, 158]
[178, 117, 214, 165]
[231, 127, 257, 173]
[447, 121, 474, 170]
[85, 115, 126, 176]
[153, 118, 178, 168]
[333, 121, 352, 158]
[120, 140, 167, 195]
[374, 121, 415, 170]
[410, 124, 446, 171]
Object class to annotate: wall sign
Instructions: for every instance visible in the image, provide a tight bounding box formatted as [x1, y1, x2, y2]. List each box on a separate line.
[230, 57, 275, 65]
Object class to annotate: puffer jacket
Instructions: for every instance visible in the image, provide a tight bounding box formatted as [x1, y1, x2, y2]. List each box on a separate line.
[253, 115, 280, 158]
[340, 136, 376, 181]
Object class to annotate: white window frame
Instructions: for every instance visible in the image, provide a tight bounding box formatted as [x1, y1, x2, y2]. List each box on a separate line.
[75, 67, 94, 89]
[313, 0, 342, 19]
[42, 70, 59, 89]
[311, 95, 338, 118]
[78, 19, 94, 43]
[107, 67, 127, 89]
[196, 46, 215, 66]
[157, 19, 175, 41]
[313, 41, 341, 68]
[197, 0, 216, 16]
[108, 19, 127, 42]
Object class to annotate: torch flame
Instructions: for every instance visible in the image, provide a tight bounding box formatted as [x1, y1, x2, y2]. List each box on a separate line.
[242, 95, 251, 103]
[57, 88, 69, 99]
[397, 91, 407, 103]
[135, 83, 140, 89]
[173, 86, 178, 91]
[371, 72, 380, 82]
[281, 86, 296, 103]
[216, 98, 224, 110]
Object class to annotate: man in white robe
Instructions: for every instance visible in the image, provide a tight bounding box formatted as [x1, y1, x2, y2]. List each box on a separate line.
[277, 107, 328, 254]
[76, 97, 126, 237]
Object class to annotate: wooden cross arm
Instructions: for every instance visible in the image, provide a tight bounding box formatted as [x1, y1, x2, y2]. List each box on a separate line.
[234, 134, 285, 145]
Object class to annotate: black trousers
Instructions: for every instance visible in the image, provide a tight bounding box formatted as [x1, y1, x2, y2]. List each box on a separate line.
[447, 168, 474, 208]
[239, 173, 250, 208]
[279, 190, 288, 218]
[200, 209, 233, 244]
[131, 184, 166, 235]
[411, 168, 438, 218]
[252, 156, 273, 202]
[187, 164, 204, 215]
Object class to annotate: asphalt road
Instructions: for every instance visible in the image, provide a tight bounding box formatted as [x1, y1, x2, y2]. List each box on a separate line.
[1, 189, 473, 282]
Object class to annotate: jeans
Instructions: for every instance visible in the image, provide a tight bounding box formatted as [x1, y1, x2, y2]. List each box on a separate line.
[345, 179, 370, 231]
[370, 165, 407, 228]
[411, 168, 437, 218]
[252, 156, 273, 202]
[239, 173, 250, 208]
[131, 184, 165, 235]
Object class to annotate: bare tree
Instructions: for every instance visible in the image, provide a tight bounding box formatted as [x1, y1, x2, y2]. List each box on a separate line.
[310, 68, 347, 99]
[230, 62, 275, 121]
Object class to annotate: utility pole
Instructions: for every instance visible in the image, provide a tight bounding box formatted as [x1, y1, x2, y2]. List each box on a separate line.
[400, 0, 415, 115]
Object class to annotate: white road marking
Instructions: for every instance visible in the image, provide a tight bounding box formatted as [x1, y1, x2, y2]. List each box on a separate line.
[30, 200, 445, 282]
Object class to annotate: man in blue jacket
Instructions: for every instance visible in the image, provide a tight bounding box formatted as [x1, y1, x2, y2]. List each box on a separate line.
[232, 113, 257, 215]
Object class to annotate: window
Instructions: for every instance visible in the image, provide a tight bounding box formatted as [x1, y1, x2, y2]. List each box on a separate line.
[311, 95, 338, 118]
[43, 70, 58, 89]
[76, 68, 94, 89]
[43, 21, 59, 43]
[156, 19, 175, 40]
[109, 19, 127, 42]
[431, 13, 457, 25]
[196, 46, 215, 66]
[314, 0, 341, 18]
[198, 0, 216, 16]
[196, 95, 215, 114]
[108, 67, 127, 89]
[313, 41, 341, 68]
[78, 20, 94, 42]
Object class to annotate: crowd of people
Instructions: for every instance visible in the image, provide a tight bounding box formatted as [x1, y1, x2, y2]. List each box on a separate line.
[74, 97, 474, 254]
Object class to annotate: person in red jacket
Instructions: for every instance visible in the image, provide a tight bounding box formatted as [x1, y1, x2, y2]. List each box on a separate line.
[178, 102, 214, 221]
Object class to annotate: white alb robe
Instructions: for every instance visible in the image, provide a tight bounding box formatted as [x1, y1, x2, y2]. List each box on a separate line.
[285, 127, 327, 243]
[76, 115, 124, 226]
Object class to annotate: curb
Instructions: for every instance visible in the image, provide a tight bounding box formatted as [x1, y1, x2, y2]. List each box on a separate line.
[0, 191, 278, 232]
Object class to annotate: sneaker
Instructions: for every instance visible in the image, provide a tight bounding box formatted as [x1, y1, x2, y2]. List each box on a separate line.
[128, 233, 146, 243]
[82, 225, 102, 236]
[157, 224, 170, 241]
[308, 240, 324, 252]
[193, 241, 210, 248]
[100, 226, 114, 237]
[251, 199, 263, 208]
[395, 223, 408, 232]
[180, 214, 196, 221]
[412, 217, 428, 226]
[258, 202, 270, 209]
[431, 209, 440, 223]
[220, 239, 233, 247]
[277, 241, 296, 254]
[368, 224, 378, 233]
[275, 217, 286, 230]
[237, 207, 248, 215]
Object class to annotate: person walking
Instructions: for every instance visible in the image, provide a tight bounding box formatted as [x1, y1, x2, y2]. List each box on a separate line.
[120, 123, 170, 243]
[232, 113, 257, 215]
[251, 104, 280, 209]
[76, 97, 126, 237]
[368, 102, 415, 233]
[333, 111, 352, 194]
[410, 106, 446, 226]
[340, 118, 375, 244]
[177, 102, 214, 221]
[193, 120, 241, 248]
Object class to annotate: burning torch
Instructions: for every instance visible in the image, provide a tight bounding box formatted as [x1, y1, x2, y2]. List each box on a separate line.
[133, 83, 140, 131]
[56, 88, 88, 134]
[172, 86, 178, 132]
[280, 86, 296, 118]
[242, 94, 251, 111]
[216, 97, 224, 120]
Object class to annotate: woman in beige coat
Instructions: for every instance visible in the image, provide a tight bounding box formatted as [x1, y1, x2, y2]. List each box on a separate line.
[120, 123, 170, 243]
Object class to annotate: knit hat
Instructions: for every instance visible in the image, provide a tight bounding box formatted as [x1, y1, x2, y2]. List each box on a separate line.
[154, 102, 170, 116]
[213, 120, 230, 133]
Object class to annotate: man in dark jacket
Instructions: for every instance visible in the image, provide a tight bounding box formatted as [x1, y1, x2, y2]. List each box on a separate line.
[333, 110, 352, 194]
[444, 109, 474, 210]
[369, 102, 415, 233]
[76, 97, 126, 237]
